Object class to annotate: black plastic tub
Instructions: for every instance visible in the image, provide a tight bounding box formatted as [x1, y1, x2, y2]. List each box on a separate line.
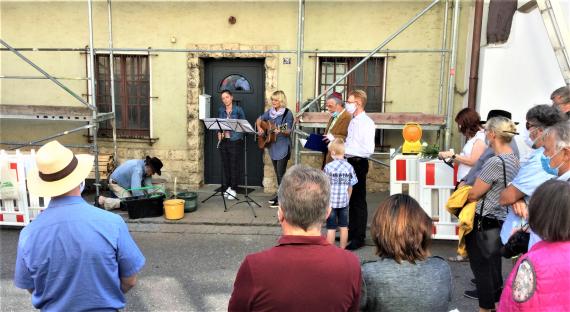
[120, 194, 165, 219]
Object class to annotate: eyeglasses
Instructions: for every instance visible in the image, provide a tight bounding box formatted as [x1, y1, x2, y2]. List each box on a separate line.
[526, 122, 539, 130]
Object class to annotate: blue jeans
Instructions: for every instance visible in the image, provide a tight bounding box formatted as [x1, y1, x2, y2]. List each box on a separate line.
[326, 207, 349, 230]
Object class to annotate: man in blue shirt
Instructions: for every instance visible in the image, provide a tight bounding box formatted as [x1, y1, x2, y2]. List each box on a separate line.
[98, 155, 163, 210]
[218, 89, 246, 200]
[14, 140, 145, 311]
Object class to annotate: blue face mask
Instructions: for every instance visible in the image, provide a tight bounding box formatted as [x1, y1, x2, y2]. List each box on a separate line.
[540, 150, 564, 176]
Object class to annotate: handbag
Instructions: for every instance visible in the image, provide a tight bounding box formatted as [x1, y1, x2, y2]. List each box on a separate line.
[475, 156, 506, 260]
[501, 224, 530, 258]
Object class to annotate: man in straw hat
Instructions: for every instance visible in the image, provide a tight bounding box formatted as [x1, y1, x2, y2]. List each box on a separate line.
[14, 141, 145, 311]
[97, 155, 163, 210]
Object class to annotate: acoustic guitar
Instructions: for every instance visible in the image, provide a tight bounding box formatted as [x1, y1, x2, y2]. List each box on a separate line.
[257, 120, 288, 149]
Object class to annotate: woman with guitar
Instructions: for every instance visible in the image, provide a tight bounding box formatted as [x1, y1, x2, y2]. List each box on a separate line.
[256, 90, 294, 208]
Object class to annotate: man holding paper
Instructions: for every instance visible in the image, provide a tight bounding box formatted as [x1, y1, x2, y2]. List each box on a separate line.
[322, 92, 352, 167]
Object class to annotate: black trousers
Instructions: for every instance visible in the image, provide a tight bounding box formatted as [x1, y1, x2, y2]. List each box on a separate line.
[347, 157, 369, 244]
[220, 139, 244, 189]
[271, 149, 290, 188]
[465, 216, 503, 310]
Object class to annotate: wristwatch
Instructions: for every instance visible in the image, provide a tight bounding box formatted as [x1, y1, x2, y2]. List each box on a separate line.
[451, 154, 457, 160]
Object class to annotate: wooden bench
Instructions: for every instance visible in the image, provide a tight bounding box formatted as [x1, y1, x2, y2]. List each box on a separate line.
[87, 154, 116, 181]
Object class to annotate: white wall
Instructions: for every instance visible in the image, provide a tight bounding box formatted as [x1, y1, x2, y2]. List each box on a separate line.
[477, 5, 569, 125]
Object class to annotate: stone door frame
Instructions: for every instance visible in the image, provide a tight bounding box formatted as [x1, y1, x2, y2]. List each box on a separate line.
[186, 43, 279, 192]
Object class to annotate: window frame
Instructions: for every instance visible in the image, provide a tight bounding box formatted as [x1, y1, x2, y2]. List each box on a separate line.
[88, 51, 154, 139]
[314, 54, 387, 113]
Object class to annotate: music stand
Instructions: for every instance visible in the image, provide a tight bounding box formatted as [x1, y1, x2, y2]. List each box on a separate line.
[225, 119, 261, 217]
[202, 118, 239, 213]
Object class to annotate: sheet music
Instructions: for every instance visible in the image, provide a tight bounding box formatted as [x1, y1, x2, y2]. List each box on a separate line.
[203, 118, 233, 131]
[224, 119, 256, 133]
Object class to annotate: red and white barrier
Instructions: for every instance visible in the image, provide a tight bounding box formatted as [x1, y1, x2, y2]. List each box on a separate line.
[0, 150, 49, 227]
[390, 149, 459, 240]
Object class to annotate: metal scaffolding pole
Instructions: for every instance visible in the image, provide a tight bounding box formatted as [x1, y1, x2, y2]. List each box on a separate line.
[444, 0, 460, 150]
[7, 124, 94, 150]
[87, 0, 101, 196]
[294, 0, 305, 165]
[0, 39, 95, 110]
[1, 47, 448, 54]
[0, 75, 88, 80]
[437, 0, 449, 115]
[107, 0, 118, 163]
[296, 0, 441, 116]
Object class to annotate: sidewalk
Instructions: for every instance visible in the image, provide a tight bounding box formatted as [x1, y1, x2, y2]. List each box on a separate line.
[94, 185, 389, 228]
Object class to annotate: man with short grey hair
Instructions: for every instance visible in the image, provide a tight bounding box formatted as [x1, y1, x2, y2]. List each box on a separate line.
[229, 165, 362, 311]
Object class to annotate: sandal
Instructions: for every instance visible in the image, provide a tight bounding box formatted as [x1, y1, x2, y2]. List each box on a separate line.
[447, 255, 469, 262]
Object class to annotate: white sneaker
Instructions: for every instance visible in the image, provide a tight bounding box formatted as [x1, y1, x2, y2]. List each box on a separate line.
[226, 187, 237, 200]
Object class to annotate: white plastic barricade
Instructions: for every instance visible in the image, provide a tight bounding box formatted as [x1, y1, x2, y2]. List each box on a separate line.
[0, 150, 50, 227]
[389, 149, 420, 201]
[390, 149, 458, 240]
[418, 160, 458, 240]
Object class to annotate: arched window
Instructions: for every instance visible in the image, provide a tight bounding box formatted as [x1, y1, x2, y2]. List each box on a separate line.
[219, 74, 252, 92]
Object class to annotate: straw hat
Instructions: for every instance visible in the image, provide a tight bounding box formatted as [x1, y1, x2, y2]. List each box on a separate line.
[27, 141, 94, 197]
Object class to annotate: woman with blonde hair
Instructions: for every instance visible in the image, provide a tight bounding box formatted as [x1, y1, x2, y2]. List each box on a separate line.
[256, 90, 294, 208]
[466, 116, 521, 312]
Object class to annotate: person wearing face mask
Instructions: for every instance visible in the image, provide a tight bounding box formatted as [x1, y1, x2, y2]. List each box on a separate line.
[343, 89, 376, 251]
[466, 117, 521, 312]
[499, 105, 564, 246]
[321, 92, 352, 168]
[519, 120, 570, 250]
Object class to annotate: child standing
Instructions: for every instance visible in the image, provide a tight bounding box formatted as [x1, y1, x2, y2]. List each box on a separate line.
[324, 139, 358, 248]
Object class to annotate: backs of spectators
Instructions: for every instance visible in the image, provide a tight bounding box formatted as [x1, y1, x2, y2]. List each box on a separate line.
[465, 117, 521, 311]
[360, 194, 452, 312]
[228, 164, 361, 311]
[499, 180, 570, 311]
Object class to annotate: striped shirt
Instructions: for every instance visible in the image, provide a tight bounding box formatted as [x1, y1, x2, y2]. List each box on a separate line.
[476, 153, 520, 220]
[324, 159, 358, 209]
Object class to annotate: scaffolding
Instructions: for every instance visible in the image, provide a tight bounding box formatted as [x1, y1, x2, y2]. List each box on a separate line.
[1, 0, 460, 186]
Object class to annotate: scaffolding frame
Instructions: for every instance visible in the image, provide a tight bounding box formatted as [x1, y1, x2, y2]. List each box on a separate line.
[1, 0, 460, 185]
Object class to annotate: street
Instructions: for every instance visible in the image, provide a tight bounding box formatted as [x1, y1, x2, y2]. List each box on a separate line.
[0, 223, 514, 311]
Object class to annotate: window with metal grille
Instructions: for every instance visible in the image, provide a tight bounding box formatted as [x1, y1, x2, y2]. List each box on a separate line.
[317, 57, 385, 112]
[94, 54, 150, 138]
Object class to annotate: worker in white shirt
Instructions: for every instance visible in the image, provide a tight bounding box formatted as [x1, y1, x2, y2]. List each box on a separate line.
[343, 89, 376, 250]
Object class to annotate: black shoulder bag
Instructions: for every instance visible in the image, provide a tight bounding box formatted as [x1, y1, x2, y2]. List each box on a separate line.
[475, 156, 506, 260]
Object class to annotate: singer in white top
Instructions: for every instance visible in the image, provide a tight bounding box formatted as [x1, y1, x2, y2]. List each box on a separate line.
[344, 89, 376, 250]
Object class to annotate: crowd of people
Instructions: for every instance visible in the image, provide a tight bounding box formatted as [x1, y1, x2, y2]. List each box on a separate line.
[12, 86, 570, 311]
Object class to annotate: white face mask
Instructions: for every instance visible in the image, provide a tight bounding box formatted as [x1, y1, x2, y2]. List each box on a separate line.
[345, 103, 357, 114]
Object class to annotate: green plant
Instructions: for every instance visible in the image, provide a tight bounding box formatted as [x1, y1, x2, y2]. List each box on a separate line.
[421, 144, 440, 159]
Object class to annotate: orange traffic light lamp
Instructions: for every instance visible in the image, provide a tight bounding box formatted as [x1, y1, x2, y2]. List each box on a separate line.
[402, 122, 423, 154]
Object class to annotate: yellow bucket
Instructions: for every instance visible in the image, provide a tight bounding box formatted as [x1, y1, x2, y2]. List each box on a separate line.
[164, 199, 185, 220]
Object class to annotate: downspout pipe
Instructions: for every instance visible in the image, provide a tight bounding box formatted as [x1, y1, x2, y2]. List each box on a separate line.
[444, 0, 460, 150]
[468, 0, 484, 110]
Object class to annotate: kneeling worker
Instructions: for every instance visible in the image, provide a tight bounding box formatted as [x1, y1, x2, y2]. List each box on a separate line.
[97, 156, 163, 210]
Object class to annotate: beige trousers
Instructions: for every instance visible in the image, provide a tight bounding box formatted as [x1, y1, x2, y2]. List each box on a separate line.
[103, 183, 132, 210]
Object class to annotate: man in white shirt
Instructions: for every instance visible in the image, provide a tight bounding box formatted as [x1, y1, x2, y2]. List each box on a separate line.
[343, 89, 376, 250]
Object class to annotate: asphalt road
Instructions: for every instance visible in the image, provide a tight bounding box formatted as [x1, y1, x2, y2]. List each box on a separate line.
[0, 225, 513, 311]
